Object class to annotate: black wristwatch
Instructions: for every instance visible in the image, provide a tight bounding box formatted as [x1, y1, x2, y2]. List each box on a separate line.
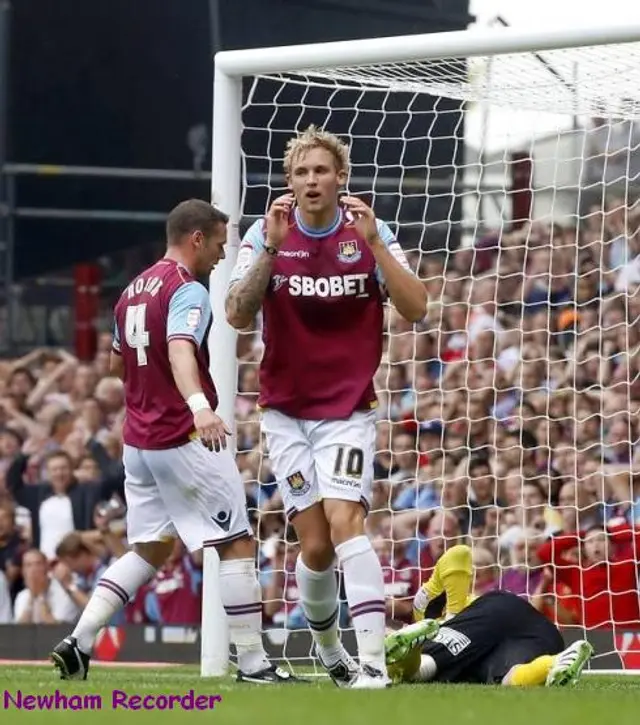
[263, 244, 278, 257]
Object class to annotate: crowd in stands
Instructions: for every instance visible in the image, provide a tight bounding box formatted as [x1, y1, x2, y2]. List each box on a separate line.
[1, 196, 640, 636]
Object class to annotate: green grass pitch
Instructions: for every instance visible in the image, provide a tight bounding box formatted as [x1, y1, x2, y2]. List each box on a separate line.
[0, 665, 639, 724]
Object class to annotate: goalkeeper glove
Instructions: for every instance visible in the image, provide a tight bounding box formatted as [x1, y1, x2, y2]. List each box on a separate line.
[412, 586, 430, 622]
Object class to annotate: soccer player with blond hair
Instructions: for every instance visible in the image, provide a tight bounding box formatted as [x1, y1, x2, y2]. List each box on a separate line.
[226, 125, 427, 689]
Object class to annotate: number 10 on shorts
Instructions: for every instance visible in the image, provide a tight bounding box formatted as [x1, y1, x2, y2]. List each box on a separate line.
[333, 446, 364, 480]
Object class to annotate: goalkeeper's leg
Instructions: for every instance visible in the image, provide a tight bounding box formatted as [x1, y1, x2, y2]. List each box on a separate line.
[543, 640, 594, 687]
[482, 638, 592, 687]
[385, 619, 441, 683]
[413, 592, 511, 683]
[458, 594, 580, 687]
[395, 592, 532, 684]
[385, 619, 442, 666]
[478, 635, 562, 686]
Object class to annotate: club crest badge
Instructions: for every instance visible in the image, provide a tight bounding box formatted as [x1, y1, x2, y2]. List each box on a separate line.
[286, 471, 310, 496]
[337, 239, 361, 264]
[186, 307, 202, 329]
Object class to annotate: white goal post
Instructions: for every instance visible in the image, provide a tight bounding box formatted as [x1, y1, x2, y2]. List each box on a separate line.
[204, 23, 640, 677]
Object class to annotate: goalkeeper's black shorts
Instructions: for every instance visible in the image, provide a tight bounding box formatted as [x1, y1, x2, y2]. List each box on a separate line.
[420, 590, 565, 684]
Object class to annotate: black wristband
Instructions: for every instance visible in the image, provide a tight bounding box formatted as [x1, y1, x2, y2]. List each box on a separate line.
[263, 244, 278, 257]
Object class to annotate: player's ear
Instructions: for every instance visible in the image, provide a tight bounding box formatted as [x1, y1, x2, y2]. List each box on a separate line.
[285, 173, 292, 191]
[337, 167, 347, 187]
[192, 230, 205, 248]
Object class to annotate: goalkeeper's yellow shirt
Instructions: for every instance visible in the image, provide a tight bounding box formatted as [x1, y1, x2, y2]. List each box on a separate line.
[413, 545, 476, 623]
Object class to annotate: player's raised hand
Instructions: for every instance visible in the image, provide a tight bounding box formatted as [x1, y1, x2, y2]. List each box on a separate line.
[340, 195, 379, 245]
[52, 561, 73, 588]
[265, 193, 294, 249]
[194, 409, 231, 452]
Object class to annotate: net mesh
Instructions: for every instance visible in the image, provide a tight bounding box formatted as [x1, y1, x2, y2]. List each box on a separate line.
[277, 39, 640, 117]
[231, 39, 640, 672]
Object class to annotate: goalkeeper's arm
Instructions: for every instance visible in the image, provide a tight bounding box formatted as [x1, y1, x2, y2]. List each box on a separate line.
[412, 545, 473, 622]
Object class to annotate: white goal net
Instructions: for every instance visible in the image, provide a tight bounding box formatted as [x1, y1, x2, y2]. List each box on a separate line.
[210, 26, 640, 674]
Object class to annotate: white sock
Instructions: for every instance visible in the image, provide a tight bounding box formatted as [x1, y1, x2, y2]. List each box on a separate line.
[335, 535, 387, 674]
[295, 555, 342, 666]
[219, 556, 270, 675]
[72, 551, 156, 654]
[417, 655, 438, 682]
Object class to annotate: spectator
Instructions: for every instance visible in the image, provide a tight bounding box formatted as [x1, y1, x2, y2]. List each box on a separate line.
[74, 455, 102, 484]
[465, 454, 503, 534]
[554, 480, 601, 535]
[417, 510, 464, 579]
[500, 529, 545, 596]
[0, 570, 11, 623]
[373, 521, 420, 624]
[584, 118, 640, 188]
[0, 498, 27, 597]
[9, 450, 102, 559]
[537, 522, 640, 628]
[25, 350, 77, 412]
[0, 428, 23, 489]
[529, 566, 581, 627]
[366, 480, 392, 538]
[13, 549, 78, 624]
[144, 540, 203, 626]
[6, 367, 37, 414]
[93, 377, 124, 427]
[262, 526, 317, 630]
[471, 546, 499, 595]
[500, 530, 580, 625]
[53, 532, 112, 611]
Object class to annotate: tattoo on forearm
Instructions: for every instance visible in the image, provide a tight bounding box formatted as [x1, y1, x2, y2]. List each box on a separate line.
[226, 253, 273, 323]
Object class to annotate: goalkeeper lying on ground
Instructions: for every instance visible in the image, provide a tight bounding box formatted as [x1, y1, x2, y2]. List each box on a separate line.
[384, 546, 593, 687]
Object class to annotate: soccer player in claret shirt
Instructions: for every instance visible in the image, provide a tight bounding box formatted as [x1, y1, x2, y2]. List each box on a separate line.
[226, 126, 427, 689]
[51, 200, 300, 685]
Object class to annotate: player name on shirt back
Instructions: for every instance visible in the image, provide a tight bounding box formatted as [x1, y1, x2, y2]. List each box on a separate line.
[114, 259, 218, 450]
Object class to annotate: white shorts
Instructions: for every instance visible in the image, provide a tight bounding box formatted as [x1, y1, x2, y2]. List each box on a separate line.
[261, 409, 376, 519]
[123, 440, 252, 553]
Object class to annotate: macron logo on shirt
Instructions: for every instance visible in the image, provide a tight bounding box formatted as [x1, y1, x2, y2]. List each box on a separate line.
[278, 249, 310, 259]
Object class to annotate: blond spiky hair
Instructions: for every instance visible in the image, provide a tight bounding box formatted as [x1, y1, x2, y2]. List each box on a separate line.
[283, 125, 350, 176]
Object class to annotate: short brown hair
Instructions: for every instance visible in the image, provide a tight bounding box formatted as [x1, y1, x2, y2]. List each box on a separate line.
[45, 449, 73, 468]
[50, 410, 74, 436]
[166, 199, 229, 246]
[23, 548, 47, 566]
[56, 532, 91, 559]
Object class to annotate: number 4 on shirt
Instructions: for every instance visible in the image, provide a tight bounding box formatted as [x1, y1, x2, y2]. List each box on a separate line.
[125, 304, 150, 366]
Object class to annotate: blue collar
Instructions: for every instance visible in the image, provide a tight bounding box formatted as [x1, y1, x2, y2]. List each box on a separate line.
[294, 207, 342, 238]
